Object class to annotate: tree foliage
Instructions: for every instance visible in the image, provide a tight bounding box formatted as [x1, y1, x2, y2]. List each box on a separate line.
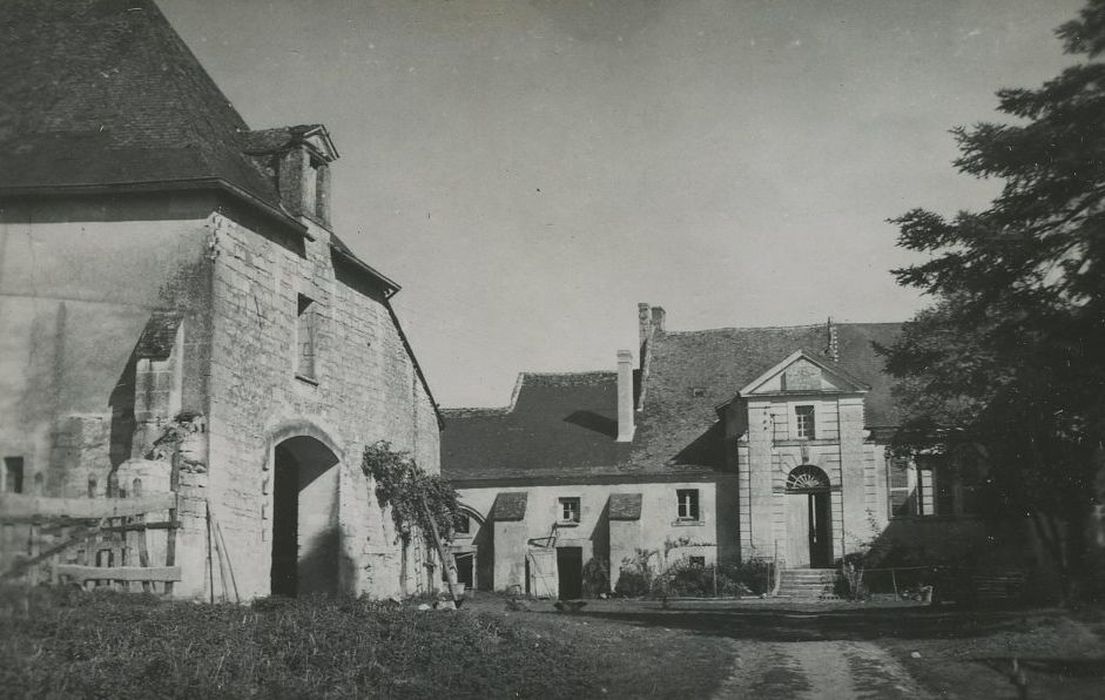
[881, 0, 1105, 599]
[361, 441, 458, 547]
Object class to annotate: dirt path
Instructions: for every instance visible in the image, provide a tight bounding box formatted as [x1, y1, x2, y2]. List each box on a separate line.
[714, 639, 933, 699]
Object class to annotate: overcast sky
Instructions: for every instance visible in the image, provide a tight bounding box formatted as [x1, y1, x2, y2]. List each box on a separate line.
[160, 0, 1084, 407]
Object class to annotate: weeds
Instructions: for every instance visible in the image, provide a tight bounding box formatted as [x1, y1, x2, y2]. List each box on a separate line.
[0, 585, 600, 698]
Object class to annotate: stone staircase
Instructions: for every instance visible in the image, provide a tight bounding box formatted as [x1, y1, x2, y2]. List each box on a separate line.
[775, 568, 838, 599]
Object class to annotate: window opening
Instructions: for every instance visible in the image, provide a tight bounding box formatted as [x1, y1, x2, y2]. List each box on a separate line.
[558, 497, 580, 524]
[677, 489, 700, 520]
[297, 294, 317, 380]
[795, 405, 816, 439]
[3, 457, 25, 494]
[453, 512, 471, 535]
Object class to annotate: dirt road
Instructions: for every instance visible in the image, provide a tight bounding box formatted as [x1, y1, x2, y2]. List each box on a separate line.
[714, 638, 933, 699]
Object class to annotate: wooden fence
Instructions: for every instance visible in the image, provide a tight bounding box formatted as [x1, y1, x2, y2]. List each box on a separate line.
[0, 491, 181, 594]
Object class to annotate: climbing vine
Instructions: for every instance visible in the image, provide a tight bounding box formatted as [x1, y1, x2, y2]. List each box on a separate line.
[361, 441, 458, 545]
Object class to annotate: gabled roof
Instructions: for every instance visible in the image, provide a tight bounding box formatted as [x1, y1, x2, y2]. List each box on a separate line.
[631, 323, 902, 465]
[735, 349, 871, 397]
[442, 321, 902, 483]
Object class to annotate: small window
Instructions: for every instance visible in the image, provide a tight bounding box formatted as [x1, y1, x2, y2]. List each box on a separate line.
[296, 294, 317, 379]
[795, 405, 816, 439]
[453, 512, 471, 535]
[2, 457, 24, 494]
[888, 456, 912, 517]
[689, 556, 706, 568]
[677, 489, 700, 521]
[558, 497, 581, 524]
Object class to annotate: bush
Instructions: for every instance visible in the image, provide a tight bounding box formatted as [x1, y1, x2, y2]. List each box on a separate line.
[614, 567, 651, 597]
[581, 557, 609, 597]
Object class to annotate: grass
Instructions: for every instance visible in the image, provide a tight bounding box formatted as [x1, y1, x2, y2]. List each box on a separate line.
[877, 606, 1105, 699]
[0, 587, 736, 699]
[0, 586, 604, 699]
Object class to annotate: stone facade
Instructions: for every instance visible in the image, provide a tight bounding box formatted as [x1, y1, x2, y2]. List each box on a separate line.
[443, 306, 1013, 598]
[0, 2, 442, 601]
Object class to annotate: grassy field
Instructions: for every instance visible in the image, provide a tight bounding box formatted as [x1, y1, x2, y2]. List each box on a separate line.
[0, 586, 734, 699]
[6, 585, 1104, 699]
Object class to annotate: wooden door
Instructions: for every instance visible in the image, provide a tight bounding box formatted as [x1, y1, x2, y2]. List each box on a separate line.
[786, 494, 811, 567]
[556, 546, 583, 599]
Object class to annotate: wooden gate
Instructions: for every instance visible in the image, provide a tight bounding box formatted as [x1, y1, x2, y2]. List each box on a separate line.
[0, 491, 181, 594]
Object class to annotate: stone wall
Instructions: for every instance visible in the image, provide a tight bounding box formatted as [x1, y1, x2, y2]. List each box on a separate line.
[202, 208, 440, 600]
[456, 478, 733, 594]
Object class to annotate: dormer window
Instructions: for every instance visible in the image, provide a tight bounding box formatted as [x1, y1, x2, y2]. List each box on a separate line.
[305, 155, 330, 223]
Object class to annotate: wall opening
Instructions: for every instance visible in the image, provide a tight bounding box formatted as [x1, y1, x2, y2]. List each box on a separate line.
[556, 546, 583, 599]
[270, 435, 340, 597]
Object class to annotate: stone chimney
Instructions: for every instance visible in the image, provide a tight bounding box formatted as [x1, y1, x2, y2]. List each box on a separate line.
[651, 306, 665, 333]
[617, 349, 635, 442]
[638, 303, 652, 353]
[826, 317, 839, 362]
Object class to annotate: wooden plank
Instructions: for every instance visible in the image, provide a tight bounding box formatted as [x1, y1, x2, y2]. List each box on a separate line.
[0, 493, 177, 522]
[56, 565, 182, 583]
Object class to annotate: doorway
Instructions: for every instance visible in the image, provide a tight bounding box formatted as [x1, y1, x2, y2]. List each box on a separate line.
[270, 436, 340, 596]
[784, 465, 833, 569]
[556, 546, 583, 599]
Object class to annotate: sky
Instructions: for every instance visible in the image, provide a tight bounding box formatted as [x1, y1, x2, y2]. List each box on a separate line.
[159, 0, 1086, 407]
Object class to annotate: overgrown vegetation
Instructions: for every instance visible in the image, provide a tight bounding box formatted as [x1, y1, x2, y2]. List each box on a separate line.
[614, 553, 774, 598]
[361, 441, 458, 546]
[0, 585, 601, 699]
[880, 0, 1105, 603]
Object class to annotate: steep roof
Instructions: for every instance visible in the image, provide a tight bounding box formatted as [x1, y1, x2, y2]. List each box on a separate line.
[632, 323, 901, 467]
[0, 0, 292, 226]
[442, 321, 901, 483]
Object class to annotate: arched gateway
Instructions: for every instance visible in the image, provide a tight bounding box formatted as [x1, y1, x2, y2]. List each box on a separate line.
[270, 435, 341, 596]
[785, 465, 833, 568]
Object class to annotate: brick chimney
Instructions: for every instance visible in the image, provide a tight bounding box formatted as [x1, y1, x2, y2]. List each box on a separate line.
[617, 349, 635, 442]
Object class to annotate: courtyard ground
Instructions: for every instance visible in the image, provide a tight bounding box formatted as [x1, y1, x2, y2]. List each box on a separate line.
[4, 585, 1104, 698]
[464, 595, 1105, 699]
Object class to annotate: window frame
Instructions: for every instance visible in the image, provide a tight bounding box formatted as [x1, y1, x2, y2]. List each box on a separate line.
[557, 497, 581, 525]
[296, 294, 318, 382]
[676, 488, 700, 521]
[795, 404, 816, 439]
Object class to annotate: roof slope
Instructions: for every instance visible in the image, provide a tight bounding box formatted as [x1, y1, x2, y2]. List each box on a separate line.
[630, 323, 901, 467]
[442, 372, 632, 481]
[443, 322, 901, 483]
[0, 0, 283, 217]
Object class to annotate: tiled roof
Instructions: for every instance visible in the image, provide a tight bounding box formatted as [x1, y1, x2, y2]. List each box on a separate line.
[608, 493, 643, 521]
[0, 1, 286, 222]
[442, 372, 633, 481]
[491, 492, 528, 521]
[442, 322, 901, 482]
[631, 323, 902, 467]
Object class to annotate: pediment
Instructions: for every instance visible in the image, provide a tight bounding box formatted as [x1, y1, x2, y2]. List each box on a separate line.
[738, 350, 869, 397]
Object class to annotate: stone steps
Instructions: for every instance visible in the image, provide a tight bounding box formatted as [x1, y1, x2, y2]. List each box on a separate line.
[775, 568, 838, 599]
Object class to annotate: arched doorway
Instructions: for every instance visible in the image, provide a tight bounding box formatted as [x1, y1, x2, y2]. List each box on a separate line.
[270, 435, 340, 597]
[785, 465, 833, 568]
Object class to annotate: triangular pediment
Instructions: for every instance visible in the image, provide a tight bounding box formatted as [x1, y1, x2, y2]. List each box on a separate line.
[738, 350, 869, 397]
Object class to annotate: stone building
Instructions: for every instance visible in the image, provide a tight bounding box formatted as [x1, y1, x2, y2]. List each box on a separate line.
[0, 1, 441, 600]
[443, 304, 1001, 597]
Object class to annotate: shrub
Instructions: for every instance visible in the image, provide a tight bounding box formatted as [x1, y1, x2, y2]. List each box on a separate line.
[581, 557, 609, 597]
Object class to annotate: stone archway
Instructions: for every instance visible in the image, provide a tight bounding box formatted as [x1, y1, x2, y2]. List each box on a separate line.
[270, 435, 341, 597]
[785, 464, 833, 568]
